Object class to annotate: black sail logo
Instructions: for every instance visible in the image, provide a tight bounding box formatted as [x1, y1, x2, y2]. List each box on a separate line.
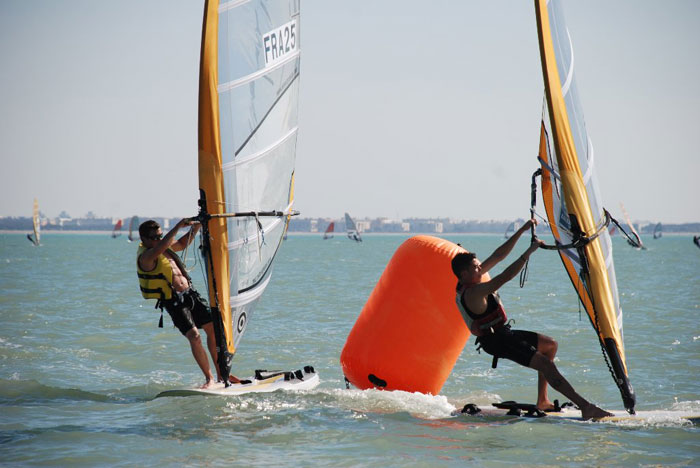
[237, 312, 247, 334]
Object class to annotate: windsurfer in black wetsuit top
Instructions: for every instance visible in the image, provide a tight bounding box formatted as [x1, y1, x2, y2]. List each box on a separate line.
[452, 218, 613, 420]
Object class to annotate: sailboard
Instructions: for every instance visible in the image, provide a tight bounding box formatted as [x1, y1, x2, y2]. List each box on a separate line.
[127, 216, 139, 242]
[156, 367, 318, 398]
[652, 222, 662, 239]
[111, 219, 123, 238]
[694, 235, 700, 249]
[344, 213, 362, 242]
[619, 202, 645, 249]
[26, 198, 41, 246]
[504, 221, 519, 239]
[533, 0, 635, 413]
[323, 221, 335, 239]
[456, 401, 700, 425]
[184, 0, 314, 393]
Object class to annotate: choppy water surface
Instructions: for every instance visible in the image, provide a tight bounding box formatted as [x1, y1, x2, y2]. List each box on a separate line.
[1, 232, 698, 466]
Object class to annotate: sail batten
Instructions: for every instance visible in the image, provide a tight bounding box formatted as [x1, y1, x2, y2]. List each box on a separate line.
[197, 0, 300, 382]
[223, 127, 298, 170]
[535, 0, 634, 412]
[218, 51, 300, 92]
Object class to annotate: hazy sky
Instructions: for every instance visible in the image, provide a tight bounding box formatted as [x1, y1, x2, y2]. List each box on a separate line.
[1, 0, 698, 223]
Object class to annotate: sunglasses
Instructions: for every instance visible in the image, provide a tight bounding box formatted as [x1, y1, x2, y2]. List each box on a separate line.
[147, 233, 163, 241]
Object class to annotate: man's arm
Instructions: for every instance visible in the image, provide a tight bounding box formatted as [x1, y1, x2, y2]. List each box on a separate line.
[468, 239, 543, 300]
[138, 219, 196, 270]
[480, 219, 536, 274]
[170, 222, 200, 252]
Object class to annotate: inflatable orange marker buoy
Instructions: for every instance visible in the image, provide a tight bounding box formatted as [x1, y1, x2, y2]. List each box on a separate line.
[340, 235, 489, 395]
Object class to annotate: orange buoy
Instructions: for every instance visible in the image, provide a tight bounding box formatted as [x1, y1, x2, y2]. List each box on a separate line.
[340, 235, 489, 395]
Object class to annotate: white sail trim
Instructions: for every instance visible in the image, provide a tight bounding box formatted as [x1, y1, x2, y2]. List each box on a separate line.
[226, 201, 295, 250]
[561, 29, 575, 97]
[222, 127, 298, 171]
[582, 136, 595, 184]
[218, 51, 300, 93]
[219, 0, 251, 12]
[229, 273, 271, 307]
[604, 242, 614, 270]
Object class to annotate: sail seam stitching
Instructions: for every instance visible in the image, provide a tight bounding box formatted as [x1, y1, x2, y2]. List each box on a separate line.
[218, 52, 300, 93]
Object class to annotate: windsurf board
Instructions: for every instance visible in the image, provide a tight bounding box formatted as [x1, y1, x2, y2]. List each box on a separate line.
[456, 401, 700, 425]
[155, 366, 319, 398]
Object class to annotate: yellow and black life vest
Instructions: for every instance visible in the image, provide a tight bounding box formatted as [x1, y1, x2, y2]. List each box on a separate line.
[136, 244, 189, 301]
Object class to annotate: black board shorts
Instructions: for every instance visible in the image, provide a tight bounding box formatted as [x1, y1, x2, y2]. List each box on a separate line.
[476, 326, 539, 368]
[163, 289, 212, 336]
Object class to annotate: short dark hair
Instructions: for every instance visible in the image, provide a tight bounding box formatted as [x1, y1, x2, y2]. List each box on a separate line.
[451, 252, 477, 278]
[139, 220, 160, 240]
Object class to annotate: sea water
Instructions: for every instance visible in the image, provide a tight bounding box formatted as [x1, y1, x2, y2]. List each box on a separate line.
[0, 232, 698, 466]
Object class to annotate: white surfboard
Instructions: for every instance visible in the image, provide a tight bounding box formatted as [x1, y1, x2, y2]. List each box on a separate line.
[156, 366, 319, 398]
[456, 401, 700, 425]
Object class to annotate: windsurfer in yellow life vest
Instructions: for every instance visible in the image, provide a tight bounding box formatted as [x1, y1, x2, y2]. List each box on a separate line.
[452, 218, 613, 420]
[137, 219, 240, 389]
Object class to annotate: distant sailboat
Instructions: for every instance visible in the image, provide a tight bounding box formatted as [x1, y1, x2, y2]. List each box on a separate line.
[694, 235, 700, 249]
[619, 203, 646, 249]
[323, 221, 335, 239]
[504, 221, 519, 239]
[652, 222, 662, 239]
[111, 219, 123, 238]
[127, 216, 139, 242]
[26, 198, 40, 246]
[345, 213, 362, 242]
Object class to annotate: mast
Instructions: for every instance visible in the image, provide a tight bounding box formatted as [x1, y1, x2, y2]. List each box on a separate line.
[198, 0, 233, 381]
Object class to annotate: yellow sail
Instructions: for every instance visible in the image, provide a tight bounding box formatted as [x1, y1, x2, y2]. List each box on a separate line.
[197, 0, 301, 381]
[198, 0, 233, 363]
[535, 0, 635, 412]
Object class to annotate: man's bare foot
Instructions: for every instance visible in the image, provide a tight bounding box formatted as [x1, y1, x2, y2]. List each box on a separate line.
[199, 378, 214, 389]
[581, 404, 613, 420]
[537, 400, 557, 412]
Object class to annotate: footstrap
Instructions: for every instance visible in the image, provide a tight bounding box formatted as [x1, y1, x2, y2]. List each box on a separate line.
[493, 401, 546, 418]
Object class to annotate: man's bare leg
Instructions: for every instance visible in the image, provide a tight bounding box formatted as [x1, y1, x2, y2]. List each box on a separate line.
[201, 322, 242, 383]
[185, 328, 215, 388]
[201, 322, 222, 380]
[536, 334, 558, 411]
[529, 353, 613, 420]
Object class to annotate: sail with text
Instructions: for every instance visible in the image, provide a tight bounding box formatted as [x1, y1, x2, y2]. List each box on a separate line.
[111, 219, 123, 238]
[323, 221, 335, 239]
[534, 0, 635, 413]
[127, 216, 139, 242]
[197, 0, 300, 382]
[26, 198, 41, 246]
[344, 213, 362, 242]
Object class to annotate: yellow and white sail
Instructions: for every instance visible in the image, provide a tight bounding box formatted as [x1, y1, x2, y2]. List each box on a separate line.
[28, 198, 40, 246]
[198, 0, 300, 380]
[534, 0, 635, 412]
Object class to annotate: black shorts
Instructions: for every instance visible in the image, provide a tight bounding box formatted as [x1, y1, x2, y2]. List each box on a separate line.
[163, 289, 212, 336]
[476, 326, 539, 367]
